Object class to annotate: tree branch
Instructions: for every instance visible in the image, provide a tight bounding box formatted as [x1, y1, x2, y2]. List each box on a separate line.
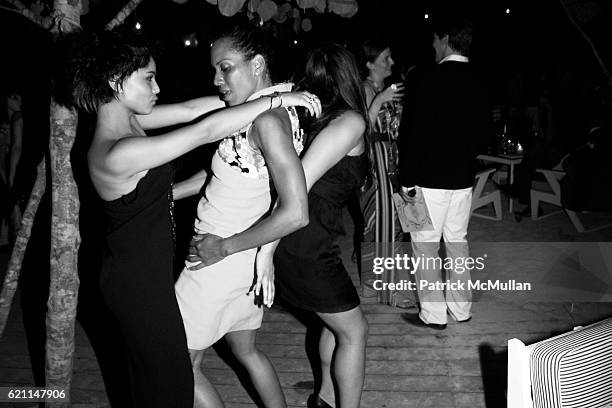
[2, 0, 53, 29]
[559, 0, 612, 86]
[105, 0, 146, 30]
[0, 158, 47, 337]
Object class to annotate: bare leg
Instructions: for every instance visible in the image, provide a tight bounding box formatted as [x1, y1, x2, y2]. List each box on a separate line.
[225, 329, 286, 408]
[316, 307, 368, 408]
[318, 326, 336, 406]
[190, 348, 225, 408]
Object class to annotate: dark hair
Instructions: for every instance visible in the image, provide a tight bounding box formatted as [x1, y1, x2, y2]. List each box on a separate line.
[71, 31, 154, 113]
[213, 23, 279, 83]
[294, 42, 369, 147]
[359, 37, 390, 77]
[433, 17, 473, 55]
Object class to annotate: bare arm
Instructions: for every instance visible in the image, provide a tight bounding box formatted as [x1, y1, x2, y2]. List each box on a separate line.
[366, 83, 404, 127]
[102, 91, 320, 179]
[173, 169, 208, 200]
[257, 111, 366, 259]
[9, 112, 23, 188]
[135, 96, 226, 130]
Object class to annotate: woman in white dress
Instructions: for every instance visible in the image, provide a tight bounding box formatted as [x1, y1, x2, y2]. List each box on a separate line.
[174, 25, 321, 408]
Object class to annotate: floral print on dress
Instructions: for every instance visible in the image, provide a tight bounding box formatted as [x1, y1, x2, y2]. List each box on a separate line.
[217, 106, 303, 179]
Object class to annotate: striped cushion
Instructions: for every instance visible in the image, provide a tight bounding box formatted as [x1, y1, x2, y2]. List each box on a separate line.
[530, 317, 612, 408]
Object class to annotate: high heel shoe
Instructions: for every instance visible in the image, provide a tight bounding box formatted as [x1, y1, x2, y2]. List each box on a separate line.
[307, 394, 333, 408]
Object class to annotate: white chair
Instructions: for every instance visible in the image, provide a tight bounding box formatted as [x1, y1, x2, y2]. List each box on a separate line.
[530, 168, 612, 233]
[471, 168, 502, 220]
[508, 317, 612, 408]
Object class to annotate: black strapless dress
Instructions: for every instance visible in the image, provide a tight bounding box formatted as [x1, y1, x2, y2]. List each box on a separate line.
[275, 154, 368, 313]
[100, 164, 193, 407]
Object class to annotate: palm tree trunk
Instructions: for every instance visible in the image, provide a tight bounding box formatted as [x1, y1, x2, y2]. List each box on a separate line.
[44, 2, 82, 405]
[46, 100, 81, 407]
[105, 0, 146, 30]
[0, 160, 47, 335]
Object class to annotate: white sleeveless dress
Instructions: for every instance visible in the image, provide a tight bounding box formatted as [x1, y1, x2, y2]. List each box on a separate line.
[175, 86, 303, 350]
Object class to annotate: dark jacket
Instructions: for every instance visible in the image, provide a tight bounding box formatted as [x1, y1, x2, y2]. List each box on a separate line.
[399, 60, 490, 190]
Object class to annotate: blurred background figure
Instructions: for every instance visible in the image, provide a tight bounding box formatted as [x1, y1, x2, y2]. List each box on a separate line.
[0, 88, 23, 247]
[357, 37, 416, 308]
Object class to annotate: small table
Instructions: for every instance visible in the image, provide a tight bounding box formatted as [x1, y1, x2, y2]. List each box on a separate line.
[476, 153, 524, 213]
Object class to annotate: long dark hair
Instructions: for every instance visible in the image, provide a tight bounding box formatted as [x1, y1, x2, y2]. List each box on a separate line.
[294, 42, 369, 148]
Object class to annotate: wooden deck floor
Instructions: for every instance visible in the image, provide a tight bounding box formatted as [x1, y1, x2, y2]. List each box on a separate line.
[2, 207, 612, 407]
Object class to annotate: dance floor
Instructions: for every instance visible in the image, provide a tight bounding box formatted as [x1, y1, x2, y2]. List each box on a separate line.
[1, 202, 612, 407]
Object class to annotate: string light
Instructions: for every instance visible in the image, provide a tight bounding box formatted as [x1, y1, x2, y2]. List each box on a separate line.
[424, 13, 429, 20]
[182, 33, 198, 48]
[293, 40, 298, 45]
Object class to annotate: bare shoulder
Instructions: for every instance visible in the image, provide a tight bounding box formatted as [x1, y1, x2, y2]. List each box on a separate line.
[89, 128, 139, 174]
[250, 108, 292, 148]
[253, 108, 290, 128]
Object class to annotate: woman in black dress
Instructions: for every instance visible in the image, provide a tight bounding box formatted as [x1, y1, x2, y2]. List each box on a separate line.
[259, 43, 370, 408]
[71, 31, 320, 407]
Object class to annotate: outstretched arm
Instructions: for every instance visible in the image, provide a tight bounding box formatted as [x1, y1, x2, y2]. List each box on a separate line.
[99, 91, 321, 180]
[135, 96, 226, 130]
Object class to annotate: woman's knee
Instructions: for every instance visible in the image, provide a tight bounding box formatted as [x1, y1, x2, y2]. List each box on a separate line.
[227, 339, 259, 364]
[355, 314, 369, 342]
[337, 314, 369, 345]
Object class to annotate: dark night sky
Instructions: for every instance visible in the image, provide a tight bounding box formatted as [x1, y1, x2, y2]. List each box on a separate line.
[1, 0, 610, 161]
[2, 0, 611, 100]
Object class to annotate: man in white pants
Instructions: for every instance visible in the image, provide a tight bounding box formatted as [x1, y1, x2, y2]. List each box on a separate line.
[398, 15, 489, 329]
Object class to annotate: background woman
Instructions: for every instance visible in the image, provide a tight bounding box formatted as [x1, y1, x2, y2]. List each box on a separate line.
[358, 38, 416, 308]
[259, 42, 370, 408]
[71, 30, 318, 408]
[173, 25, 320, 408]
[359, 38, 404, 244]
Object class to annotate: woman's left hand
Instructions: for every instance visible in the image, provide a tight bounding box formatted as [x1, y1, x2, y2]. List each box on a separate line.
[281, 91, 322, 118]
[254, 250, 275, 308]
[187, 233, 227, 270]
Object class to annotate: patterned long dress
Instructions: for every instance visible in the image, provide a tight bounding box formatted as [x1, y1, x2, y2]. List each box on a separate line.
[359, 80, 408, 305]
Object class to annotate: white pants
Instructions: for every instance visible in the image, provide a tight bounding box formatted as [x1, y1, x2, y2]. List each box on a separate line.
[410, 187, 472, 324]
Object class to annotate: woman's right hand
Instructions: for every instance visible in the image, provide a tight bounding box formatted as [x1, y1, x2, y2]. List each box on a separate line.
[254, 250, 275, 308]
[280, 91, 322, 117]
[376, 83, 404, 105]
